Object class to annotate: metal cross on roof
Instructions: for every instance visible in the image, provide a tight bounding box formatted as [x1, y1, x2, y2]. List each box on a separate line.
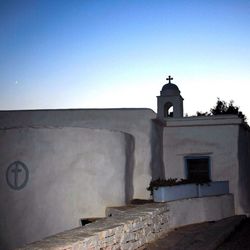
[166, 75, 173, 84]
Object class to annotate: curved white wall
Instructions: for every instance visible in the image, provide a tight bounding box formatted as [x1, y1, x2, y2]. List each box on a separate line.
[0, 108, 158, 200]
[0, 127, 129, 250]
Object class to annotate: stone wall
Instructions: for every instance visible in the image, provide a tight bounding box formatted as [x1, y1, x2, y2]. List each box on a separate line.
[16, 194, 234, 250]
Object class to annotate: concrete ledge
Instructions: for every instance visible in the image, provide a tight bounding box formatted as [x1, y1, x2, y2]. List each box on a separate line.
[167, 194, 234, 228]
[107, 194, 235, 230]
[165, 115, 242, 127]
[16, 194, 234, 250]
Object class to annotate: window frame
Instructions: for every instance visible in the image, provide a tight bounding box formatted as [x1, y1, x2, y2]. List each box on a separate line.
[184, 156, 211, 182]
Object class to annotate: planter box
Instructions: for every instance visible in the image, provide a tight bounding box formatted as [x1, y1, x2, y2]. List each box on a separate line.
[153, 183, 198, 202]
[152, 181, 229, 202]
[198, 181, 229, 197]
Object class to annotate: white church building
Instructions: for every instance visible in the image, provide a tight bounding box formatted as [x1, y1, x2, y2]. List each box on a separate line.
[0, 76, 250, 249]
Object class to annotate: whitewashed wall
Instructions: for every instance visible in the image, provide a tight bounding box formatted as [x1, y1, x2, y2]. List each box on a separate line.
[0, 108, 159, 200]
[0, 127, 130, 250]
[163, 116, 245, 214]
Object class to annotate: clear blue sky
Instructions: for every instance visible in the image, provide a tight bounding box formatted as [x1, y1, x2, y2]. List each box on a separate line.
[1, 0, 250, 118]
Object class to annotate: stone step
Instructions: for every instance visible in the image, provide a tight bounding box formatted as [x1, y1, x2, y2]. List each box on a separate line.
[143, 215, 247, 250]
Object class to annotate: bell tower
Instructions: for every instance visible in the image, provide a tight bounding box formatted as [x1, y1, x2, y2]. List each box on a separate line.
[157, 75, 184, 120]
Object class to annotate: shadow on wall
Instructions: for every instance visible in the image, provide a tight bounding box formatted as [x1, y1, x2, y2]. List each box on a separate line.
[124, 133, 135, 203]
[150, 119, 165, 180]
[238, 126, 250, 214]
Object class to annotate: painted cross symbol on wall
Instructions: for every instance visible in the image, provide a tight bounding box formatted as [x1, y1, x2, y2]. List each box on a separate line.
[12, 163, 22, 187]
[6, 161, 29, 190]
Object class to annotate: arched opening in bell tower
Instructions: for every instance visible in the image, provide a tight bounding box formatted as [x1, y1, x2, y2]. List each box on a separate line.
[164, 102, 174, 117]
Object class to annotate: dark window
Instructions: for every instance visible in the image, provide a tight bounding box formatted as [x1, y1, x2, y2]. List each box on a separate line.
[186, 157, 210, 182]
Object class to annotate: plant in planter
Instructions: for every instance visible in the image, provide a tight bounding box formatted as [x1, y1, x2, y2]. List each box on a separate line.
[147, 178, 192, 195]
[147, 178, 198, 202]
[147, 178, 229, 202]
